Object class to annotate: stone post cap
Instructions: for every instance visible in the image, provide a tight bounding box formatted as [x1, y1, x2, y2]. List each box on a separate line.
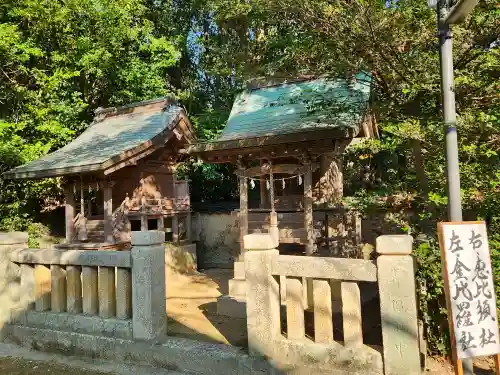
[0, 232, 28, 245]
[243, 233, 278, 251]
[376, 234, 413, 255]
[131, 231, 165, 246]
[269, 212, 278, 225]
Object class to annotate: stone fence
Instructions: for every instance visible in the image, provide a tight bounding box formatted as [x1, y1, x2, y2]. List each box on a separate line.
[244, 233, 421, 375]
[0, 230, 422, 375]
[0, 231, 166, 341]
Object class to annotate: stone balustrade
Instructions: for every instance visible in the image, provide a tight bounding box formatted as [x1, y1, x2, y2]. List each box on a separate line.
[0, 231, 166, 341]
[243, 233, 421, 375]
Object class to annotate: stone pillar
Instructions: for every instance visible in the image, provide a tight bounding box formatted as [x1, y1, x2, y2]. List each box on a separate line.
[21, 264, 35, 311]
[0, 232, 28, 331]
[244, 234, 280, 357]
[66, 266, 82, 313]
[131, 231, 166, 340]
[98, 267, 115, 318]
[82, 266, 98, 315]
[51, 265, 66, 312]
[239, 173, 248, 260]
[35, 265, 51, 311]
[269, 211, 279, 244]
[64, 186, 75, 243]
[376, 235, 420, 375]
[304, 164, 314, 256]
[103, 181, 114, 243]
[116, 268, 132, 319]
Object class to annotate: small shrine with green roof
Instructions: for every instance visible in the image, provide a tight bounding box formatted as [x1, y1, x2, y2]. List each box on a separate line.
[186, 71, 376, 254]
[184, 72, 377, 314]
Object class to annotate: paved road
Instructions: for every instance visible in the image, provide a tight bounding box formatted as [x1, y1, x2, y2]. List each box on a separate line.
[0, 343, 187, 375]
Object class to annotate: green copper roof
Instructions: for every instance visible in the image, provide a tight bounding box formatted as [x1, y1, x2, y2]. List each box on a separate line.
[217, 71, 372, 142]
[5, 98, 185, 179]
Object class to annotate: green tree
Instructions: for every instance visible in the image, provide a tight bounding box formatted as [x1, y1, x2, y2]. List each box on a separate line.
[0, 0, 182, 230]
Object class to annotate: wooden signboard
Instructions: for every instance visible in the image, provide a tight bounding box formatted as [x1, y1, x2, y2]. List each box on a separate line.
[438, 221, 500, 375]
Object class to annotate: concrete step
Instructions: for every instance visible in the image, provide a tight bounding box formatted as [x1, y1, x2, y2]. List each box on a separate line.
[86, 220, 105, 230]
[86, 229, 104, 242]
[228, 278, 246, 298]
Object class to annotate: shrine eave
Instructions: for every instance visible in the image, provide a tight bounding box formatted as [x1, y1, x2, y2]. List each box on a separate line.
[182, 126, 357, 161]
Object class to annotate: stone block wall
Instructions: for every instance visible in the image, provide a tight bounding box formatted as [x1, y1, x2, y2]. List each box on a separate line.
[195, 213, 239, 269]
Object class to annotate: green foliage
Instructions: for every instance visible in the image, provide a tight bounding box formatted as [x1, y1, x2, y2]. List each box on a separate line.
[0, 0, 185, 231]
[27, 222, 51, 248]
[414, 239, 450, 355]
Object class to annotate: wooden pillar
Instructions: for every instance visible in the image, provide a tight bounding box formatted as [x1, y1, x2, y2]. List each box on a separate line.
[77, 181, 88, 242]
[158, 216, 165, 231]
[64, 185, 75, 244]
[259, 159, 267, 208]
[87, 198, 92, 218]
[304, 163, 314, 256]
[140, 195, 147, 231]
[172, 215, 179, 243]
[239, 172, 248, 259]
[103, 181, 114, 243]
[185, 211, 192, 242]
[268, 166, 279, 243]
[318, 152, 343, 205]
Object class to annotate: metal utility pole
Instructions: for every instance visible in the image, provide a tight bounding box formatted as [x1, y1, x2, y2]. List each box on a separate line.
[434, 0, 479, 373]
[438, 0, 463, 223]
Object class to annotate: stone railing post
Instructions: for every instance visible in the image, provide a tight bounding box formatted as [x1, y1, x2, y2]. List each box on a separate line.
[0, 232, 28, 338]
[376, 235, 420, 375]
[131, 231, 166, 340]
[244, 233, 280, 358]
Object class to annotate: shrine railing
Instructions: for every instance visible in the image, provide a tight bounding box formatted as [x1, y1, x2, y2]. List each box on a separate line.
[2, 231, 166, 341]
[127, 198, 190, 214]
[243, 233, 422, 375]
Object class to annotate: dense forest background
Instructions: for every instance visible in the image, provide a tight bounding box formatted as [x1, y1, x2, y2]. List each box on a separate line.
[0, 0, 499, 354]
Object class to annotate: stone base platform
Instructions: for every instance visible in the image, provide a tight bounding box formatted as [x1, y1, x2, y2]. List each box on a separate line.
[2, 325, 273, 375]
[217, 295, 247, 318]
[3, 324, 383, 375]
[217, 261, 247, 318]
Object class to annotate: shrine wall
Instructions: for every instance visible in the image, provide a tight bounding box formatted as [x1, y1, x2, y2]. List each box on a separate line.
[194, 211, 239, 269]
[109, 159, 178, 210]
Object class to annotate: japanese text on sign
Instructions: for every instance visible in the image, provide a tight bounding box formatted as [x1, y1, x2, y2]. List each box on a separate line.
[440, 222, 500, 359]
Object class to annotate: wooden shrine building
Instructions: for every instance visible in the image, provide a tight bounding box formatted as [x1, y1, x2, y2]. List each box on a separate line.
[4, 97, 195, 249]
[186, 72, 377, 258]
